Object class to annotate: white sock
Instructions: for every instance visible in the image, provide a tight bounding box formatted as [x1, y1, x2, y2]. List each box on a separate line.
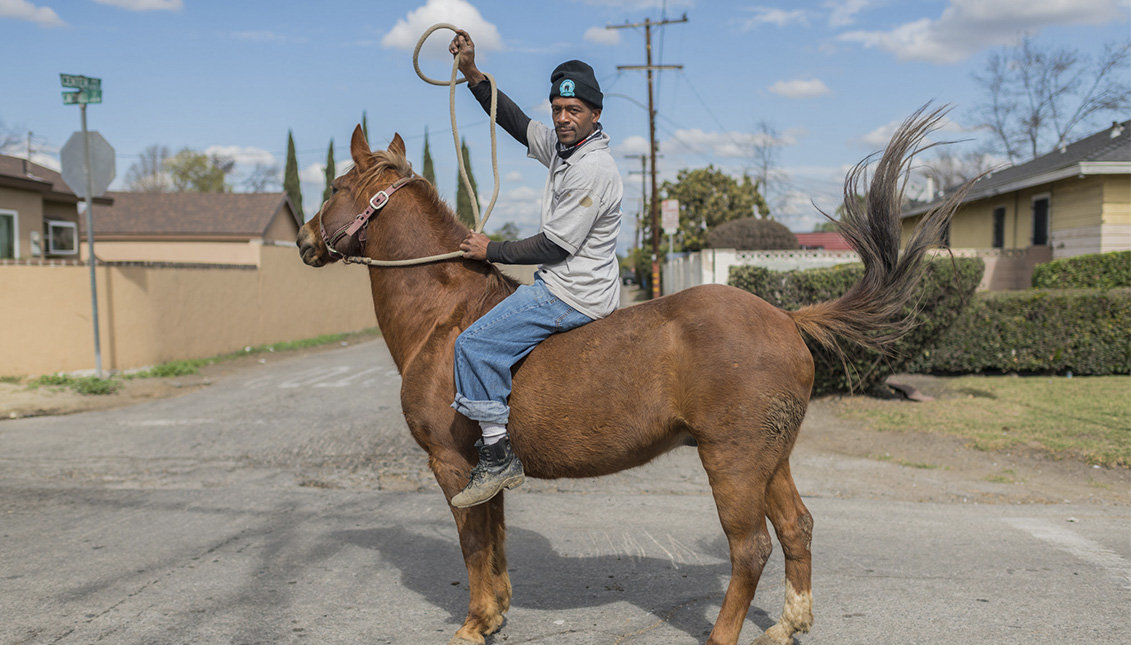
[480, 422, 507, 445]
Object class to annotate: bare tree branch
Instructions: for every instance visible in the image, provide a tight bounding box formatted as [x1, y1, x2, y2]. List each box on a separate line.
[971, 36, 1131, 163]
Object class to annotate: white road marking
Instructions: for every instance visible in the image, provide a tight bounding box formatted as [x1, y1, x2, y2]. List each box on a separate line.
[1004, 517, 1131, 589]
[125, 419, 215, 427]
[277, 366, 352, 388]
[313, 367, 382, 388]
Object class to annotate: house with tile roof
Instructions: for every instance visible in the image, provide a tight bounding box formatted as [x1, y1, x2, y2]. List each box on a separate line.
[87, 191, 301, 265]
[902, 120, 1130, 261]
[0, 154, 113, 260]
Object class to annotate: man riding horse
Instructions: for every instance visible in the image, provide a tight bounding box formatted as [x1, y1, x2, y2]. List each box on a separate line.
[446, 30, 625, 508]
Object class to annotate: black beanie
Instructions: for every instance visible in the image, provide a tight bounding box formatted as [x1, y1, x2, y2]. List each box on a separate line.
[549, 60, 602, 110]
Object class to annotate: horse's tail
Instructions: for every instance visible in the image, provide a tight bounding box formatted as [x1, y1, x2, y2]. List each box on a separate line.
[788, 105, 975, 358]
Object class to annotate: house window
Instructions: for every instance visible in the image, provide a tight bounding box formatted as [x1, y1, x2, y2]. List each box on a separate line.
[0, 210, 17, 259]
[1032, 195, 1050, 246]
[992, 206, 1005, 249]
[46, 220, 78, 255]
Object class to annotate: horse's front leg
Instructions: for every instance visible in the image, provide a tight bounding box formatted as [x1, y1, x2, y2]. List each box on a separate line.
[432, 453, 510, 644]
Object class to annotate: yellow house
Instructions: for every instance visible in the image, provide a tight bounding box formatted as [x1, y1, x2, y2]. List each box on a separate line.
[0, 154, 112, 260]
[86, 191, 301, 265]
[902, 120, 1130, 289]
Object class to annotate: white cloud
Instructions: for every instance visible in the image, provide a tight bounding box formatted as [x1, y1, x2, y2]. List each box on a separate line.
[204, 145, 277, 166]
[504, 171, 523, 182]
[662, 128, 800, 159]
[94, 0, 182, 10]
[858, 115, 969, 148]
[300, 162, 326, 184]
[0, 0, 65, 27]
[824, 0, 877, 27]
[381, 0, 502, 60]
[837, 0, 1127, 64]
[584, 26, 620, 45]
[740, 7, 808, 30]
[614, 135, 651, 156]
[768, 78, 831, 99]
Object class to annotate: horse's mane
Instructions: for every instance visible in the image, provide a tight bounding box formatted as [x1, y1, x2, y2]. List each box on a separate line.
[358, 146, 520, 309]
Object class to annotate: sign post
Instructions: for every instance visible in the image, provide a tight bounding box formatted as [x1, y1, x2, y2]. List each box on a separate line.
[60, 74, 108, 379]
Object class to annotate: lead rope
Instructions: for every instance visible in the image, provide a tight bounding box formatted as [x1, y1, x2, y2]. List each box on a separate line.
[343, 23, 500, 267]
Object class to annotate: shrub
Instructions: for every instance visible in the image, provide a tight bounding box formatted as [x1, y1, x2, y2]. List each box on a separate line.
[905, 288, 1131, 375]
[707, 217, 799, 250]
[730, 257, 984, 396]
[1031, 250, 1131, 289]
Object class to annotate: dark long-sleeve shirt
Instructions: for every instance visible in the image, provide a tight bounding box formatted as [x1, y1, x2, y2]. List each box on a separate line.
[470, 78, 568, 265]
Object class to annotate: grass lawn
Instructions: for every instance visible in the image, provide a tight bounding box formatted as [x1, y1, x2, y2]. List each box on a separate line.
[838, 375, 1130, 468]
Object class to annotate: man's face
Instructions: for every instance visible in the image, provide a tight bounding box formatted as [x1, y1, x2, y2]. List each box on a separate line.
[551, 97, 601, 146]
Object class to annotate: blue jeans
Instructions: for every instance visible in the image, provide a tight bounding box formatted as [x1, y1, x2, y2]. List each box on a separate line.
[452, 276, 594, 426]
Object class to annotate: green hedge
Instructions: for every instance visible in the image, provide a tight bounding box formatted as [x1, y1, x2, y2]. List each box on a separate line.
[1032, 250, 1131, 289]
[905, 288, 1131, 375]
[730, 257, 984, 396]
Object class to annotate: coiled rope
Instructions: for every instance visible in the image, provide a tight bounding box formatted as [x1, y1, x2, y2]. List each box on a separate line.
[343, 23, 500, 267]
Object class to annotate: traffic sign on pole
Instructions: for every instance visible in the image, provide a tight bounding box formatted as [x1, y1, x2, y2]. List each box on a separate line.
[661, 199, 680, 233]
[59, 72, 107, 378]
[62, 90, 102, 104]
[60, 131, 115, 198]
[60, 74, 103, 105]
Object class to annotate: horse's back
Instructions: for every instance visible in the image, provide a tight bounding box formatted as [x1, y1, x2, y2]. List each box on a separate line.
[507, 283, 814, 478]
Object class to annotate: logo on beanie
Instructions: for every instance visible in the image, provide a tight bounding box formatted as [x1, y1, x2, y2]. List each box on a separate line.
[559, 79, 575, 97]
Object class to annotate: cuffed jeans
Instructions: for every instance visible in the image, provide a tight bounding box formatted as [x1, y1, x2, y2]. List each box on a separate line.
[452, 276, 594, 426]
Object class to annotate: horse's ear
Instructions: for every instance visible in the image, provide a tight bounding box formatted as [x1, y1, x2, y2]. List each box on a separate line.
[389, 133, 406, 158]
[351, 125, 372, 171]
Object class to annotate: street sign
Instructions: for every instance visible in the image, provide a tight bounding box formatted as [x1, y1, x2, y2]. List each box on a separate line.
[60, 74, 100, 90]
[60, 131, 116, 198]
[62, 90, 102, 104]
[661, 199, 680, 233]
[60, 74, 102, 105]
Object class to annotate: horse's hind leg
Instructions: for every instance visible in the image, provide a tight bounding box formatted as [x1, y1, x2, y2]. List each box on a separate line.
[754, 461, 814, 645]
[697, 442, 777, 645]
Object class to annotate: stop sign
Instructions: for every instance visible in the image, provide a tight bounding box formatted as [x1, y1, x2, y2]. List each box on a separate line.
[61, 131, 116, 198]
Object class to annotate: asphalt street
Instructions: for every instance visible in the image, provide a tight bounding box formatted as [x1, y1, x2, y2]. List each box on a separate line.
[1, 340, 1127, 644]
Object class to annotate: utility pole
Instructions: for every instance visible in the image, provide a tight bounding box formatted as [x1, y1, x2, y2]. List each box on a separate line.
[608, 13, 687, 298]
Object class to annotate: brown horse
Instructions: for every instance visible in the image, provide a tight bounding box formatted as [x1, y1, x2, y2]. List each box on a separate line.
[297, 108, 965, 645]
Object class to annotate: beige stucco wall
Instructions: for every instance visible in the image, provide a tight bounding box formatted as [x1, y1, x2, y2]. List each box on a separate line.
[82, 239, 264, 265]
[0, 245, 375, 377]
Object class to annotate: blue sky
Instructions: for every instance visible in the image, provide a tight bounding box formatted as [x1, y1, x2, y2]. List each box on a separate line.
[3, 0, 1128, 249]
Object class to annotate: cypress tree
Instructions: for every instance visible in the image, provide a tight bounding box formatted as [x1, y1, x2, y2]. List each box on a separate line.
[284, 130, 304, 220]
[323, 139, 335, 203]
[455, 138, 479, 229]
[422, 128, 436, 187]
[361, 111, 369, 142]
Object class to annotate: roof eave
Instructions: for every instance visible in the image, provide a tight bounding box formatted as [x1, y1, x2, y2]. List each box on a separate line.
[902, 161, 1131, 218]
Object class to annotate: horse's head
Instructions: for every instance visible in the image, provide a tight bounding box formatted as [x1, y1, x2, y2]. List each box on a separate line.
[297, 125, 413, 267]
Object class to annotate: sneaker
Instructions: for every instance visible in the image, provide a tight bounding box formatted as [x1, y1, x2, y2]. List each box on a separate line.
[450, 437, 525, 508]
